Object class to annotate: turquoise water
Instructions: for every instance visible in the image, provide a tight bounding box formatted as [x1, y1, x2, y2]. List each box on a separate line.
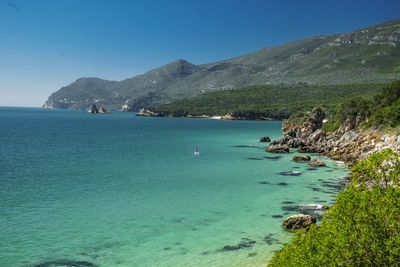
[0, 107, 348, 267]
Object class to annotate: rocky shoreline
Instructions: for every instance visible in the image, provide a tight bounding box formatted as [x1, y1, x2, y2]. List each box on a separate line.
[267, 107, 400, 167]
[265, 107, 400, 232]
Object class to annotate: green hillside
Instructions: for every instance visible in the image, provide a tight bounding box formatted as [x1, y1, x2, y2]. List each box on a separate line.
[152, 83, 384, 119]
[44, 19, 400, 111]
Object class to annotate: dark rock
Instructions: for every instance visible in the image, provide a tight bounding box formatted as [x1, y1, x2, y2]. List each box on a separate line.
[88, 104, 100, 113]
[264, 156, 282, 160]
[266, 144, 289, 153]
[282, 214, 317, 231]
[245, 157, 264, 160]
[293, 155, 311, 162]
[271, 214, 284, 218]
[309, 107, 325, 130]
[98, 107, 107, 113]
[87, 104, 107, 114]
[277, 182, 289, 186]
[33, 260, 98, 267]
[281, 201, 295, 204]
[260, 136, 271, 142]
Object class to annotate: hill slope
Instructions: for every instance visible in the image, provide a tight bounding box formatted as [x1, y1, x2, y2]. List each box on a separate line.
[150, 83, 384, 119]
[44, 19, 400, 111]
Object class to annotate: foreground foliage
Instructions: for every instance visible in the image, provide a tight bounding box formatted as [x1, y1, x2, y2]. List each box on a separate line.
[268, 149, 400, 266]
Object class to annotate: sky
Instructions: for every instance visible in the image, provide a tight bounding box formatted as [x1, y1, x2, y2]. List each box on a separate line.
[0, 0, 399, 107]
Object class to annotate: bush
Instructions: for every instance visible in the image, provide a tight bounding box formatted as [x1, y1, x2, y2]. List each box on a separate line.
[268, 149, 400, 266]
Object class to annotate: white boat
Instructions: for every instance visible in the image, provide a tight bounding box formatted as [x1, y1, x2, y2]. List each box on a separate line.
[194, 147, 200, 155]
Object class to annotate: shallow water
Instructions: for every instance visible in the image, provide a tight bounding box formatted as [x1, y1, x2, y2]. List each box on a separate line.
[0, 107, 348, 267]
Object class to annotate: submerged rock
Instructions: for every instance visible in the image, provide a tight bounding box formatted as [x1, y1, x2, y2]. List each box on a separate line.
[260, 136, 271, 142]
[264, 156, 282, 160]
[33, 259, 98, 267]
[282, 214, 316, 231]
[218, 240, 256, 252]
[308, 158, 326, 167]
[293, 155, 311, 162]
[266, 144, 289, 153]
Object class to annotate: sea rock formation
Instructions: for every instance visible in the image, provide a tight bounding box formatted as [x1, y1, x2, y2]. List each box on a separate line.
[260, 136, 271, 142]
[282, 214, 317, 231]
[88, 104, 107, 114]
[268, 107, 400, 166]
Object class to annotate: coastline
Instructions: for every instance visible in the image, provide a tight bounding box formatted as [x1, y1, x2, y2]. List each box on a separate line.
[136, 108, 282, 121]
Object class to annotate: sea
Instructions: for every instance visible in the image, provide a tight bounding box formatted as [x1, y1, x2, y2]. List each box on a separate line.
[0, 107, 348, 267]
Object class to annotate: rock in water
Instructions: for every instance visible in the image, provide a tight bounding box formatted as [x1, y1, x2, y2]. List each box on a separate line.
[33, 259, 98, 267]
[88, 104, 107, 114]
[98, 107, 107, 113]
[308, 158, 326, 167]
[266, 144, 289, 153]
[260, 136, 271, 142]
[293, 155, 311, 162]
[88, 104, 99, 113]
[282, 214, 316, 231]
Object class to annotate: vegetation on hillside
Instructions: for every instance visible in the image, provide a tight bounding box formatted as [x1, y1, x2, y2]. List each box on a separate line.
[268, 149, 400, 266]
[45, 19, 400, 110]
[153, 83, 384, 119]
[322, 81, 400, 131]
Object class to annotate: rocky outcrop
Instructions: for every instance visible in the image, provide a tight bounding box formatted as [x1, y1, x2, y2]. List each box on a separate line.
[136, 108, 161, 117]
[282, 214, 317, 231]
[260, 136, 271, 142]
[268, 107, 400, 166]
[88, 104, 107, 113]
[266, 144, 289, 153]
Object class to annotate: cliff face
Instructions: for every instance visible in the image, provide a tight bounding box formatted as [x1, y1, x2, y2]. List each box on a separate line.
[270, 108, 400, 166]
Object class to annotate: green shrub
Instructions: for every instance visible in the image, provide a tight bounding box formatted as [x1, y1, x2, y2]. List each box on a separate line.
[268, 149, 400, 266]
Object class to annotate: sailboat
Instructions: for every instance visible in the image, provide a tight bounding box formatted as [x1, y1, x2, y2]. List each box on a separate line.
[194, 147, 200, 155]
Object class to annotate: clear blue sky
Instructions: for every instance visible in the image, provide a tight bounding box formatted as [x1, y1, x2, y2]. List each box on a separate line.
[1, 0, 399, 107]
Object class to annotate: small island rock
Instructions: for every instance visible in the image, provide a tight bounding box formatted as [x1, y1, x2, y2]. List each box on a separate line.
[88, 104, 107, 114]
[260, 136, 271, 142]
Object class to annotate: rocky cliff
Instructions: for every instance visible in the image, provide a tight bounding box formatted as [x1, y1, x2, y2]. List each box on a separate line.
[269, 108, 400, 166]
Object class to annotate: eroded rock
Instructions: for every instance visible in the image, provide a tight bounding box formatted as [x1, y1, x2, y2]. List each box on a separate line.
[282, 214, 316, 231]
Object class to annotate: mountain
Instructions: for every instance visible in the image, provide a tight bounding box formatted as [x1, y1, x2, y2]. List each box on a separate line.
[44, 19, 400, 111]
